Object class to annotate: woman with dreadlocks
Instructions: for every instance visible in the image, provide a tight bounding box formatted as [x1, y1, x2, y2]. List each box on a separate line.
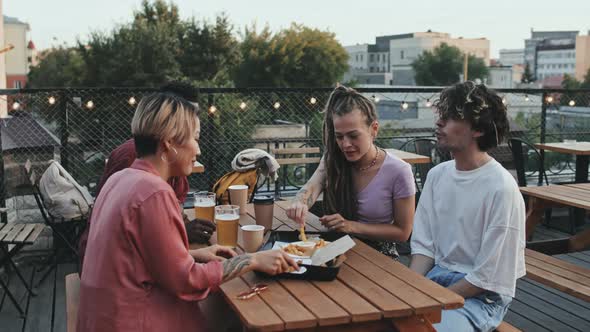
[286, 85, 416, 258]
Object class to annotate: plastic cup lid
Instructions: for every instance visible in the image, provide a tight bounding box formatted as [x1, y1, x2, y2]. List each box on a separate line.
[253, 194, 274, 204]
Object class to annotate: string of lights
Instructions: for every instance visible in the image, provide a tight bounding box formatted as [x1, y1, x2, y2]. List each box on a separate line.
[5, 92, 589, 112]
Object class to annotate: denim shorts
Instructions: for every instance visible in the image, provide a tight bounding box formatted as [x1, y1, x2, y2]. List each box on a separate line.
[426, 265, 512, 332]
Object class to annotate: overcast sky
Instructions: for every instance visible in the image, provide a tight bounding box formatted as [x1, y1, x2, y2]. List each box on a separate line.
[5, 0, 590, 58]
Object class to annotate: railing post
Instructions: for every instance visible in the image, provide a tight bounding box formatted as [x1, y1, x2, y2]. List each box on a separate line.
[0, 118, 6, 223]
[59, 91, 70, 171]
[539, 91, 547, 185]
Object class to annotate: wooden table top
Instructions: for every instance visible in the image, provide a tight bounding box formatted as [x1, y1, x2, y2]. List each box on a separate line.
[386, 149, 431, 164]
[535, 142, 590, 155]
[190, 202, 463, 331]
[520, 183, 590, 210]
[0, 223, 45, 245]
[192, 161, 205, 173]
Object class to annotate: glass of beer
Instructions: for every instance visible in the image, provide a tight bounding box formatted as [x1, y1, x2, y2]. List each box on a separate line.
[194, 192, 215, 222]
[215, 205, 240, 248]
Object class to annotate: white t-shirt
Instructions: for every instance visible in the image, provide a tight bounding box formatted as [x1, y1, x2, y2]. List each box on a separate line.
[411, 158, 526, 297]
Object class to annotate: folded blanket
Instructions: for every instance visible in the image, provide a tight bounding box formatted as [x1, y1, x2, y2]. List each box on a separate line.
[231, 149, 280, 181]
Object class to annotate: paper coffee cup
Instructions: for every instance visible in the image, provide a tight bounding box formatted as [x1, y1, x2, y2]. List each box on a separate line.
[228, 184, 248, 215]
[241, 225, 265, 253]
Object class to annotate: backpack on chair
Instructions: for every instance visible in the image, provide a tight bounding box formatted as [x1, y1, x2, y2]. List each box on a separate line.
[212, 168, 259, 205]
[38, 160, 94, 220]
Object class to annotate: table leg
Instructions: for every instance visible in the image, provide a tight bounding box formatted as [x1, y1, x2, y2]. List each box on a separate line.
[0, 276, 25, 316]
[525, 197, 545, 240]
[392, 315, 436, 332]
[574, 155, 590, 228]
[575, 155, 589, 183]
[0, 244, 36, 296]
[568, 228, 590, 252]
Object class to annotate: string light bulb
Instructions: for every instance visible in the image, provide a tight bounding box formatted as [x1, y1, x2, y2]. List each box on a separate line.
[48, 96, 56, 105]
[425, 99, 432, 107]
[374, 96, 380, 103]
[273, 102, 281, 109]
[546, 96, 554, 103]
[239, 102, 247, 110]
[86, 100, 94, 109]
[128, 97, 136, 105]
[208, 105, 217, 114]
[502, 97, 507, 105]
[12, 102, 20, 110]
[569, 100, 576, 107]
[524, 95, 530, 102]
[310, 97, 317, 105]
[401, 102, 409, 110]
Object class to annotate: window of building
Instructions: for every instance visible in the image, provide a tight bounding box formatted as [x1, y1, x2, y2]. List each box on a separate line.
[400, 50, 404, 59]
[355, 54, 358, 61]
[360, 54, 364, 61]
[377, 54, 380, 61]
[14, 81, 22, 89]
[370, 67, 374, 72]
[370, 54, 374, 62]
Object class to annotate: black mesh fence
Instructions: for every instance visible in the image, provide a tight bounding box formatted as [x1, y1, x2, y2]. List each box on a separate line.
[1, 87, 590, 207]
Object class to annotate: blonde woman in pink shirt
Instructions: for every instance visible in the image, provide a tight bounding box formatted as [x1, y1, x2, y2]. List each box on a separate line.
[78, 84, 298, 332]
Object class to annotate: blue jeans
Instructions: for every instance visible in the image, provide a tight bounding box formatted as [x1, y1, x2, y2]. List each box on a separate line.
[426, 265, 512, 332]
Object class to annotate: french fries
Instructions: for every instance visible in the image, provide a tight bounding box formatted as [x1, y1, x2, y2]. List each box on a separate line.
[299, 227, 307, 241]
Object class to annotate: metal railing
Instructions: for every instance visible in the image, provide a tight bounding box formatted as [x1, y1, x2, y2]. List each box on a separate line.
[1, 86, 590, 213]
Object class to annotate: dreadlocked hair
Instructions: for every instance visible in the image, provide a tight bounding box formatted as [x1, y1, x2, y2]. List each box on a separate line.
[322, 85, 378, 221]
[434, 81, 509, 151]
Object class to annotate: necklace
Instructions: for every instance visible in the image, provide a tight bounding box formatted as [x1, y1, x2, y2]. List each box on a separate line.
[357, 145, 379, 171]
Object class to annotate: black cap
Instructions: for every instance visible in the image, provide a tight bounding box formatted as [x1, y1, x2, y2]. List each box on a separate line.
[253, 194, 274, 205]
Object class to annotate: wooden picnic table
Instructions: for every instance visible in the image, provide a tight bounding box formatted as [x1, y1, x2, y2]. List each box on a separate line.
[520, 183, 590, 254]
[535, 142, 590, 183]
[186, 202, 463, 331]
[0, 222, 46, 316]
[386, 148, 431, 165]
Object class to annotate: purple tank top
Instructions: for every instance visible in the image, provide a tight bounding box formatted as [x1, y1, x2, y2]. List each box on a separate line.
[356, 152, 415, 224]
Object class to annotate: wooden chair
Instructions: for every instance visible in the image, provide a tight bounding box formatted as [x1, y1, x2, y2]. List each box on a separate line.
[23, 161, 88, 286]
[65, 273, 80, 332]
[399, 138, 451, 202]
[271, 147, 321, 198]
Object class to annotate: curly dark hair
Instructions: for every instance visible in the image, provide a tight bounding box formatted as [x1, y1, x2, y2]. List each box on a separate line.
[434, 81, 509, 152]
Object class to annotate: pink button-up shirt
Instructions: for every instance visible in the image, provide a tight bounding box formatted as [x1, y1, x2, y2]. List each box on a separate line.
[77, 160, 223, 332]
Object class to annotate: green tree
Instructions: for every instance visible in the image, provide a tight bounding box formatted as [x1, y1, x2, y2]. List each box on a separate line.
[30, 0, 239, 87]
[562, 74, 581, 89]
[412, 43, 489, 86]
[233, 23, 349, 87]
[27, 46, 86, 87]
[521, 63, 534, 83]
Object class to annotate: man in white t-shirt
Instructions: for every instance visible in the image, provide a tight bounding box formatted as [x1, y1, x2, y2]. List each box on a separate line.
[410, 81, 526, 332]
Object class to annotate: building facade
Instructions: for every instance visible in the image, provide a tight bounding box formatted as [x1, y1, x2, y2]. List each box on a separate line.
[344, 31, 490, 86]
[4, 15, 35, 89]
[536, 40, 576, 82]
[488, 65, 524, 88]
[499, 49, 525, 66]
[524, 30, 578, 78]
[576, 34, 590, 81]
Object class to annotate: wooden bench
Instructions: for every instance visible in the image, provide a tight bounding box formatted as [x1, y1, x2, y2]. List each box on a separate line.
[271, 147, 321, 197]
[525, 248, 590, 302]
[66, 273, 80, 332]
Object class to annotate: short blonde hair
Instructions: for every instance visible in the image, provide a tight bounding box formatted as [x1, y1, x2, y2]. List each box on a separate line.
[131, 92, 199, 157]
